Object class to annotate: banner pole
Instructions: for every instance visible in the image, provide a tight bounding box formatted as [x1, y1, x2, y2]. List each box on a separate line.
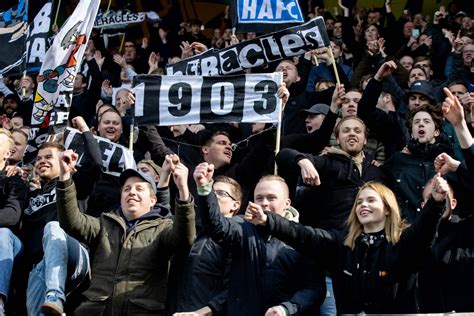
[101, 0, 113, 34]
[274, 77, 283, 175]
[129, 106, 135, 152]
[53, 0, 62, 29]
[327, 47, 340, 85]
[274, 120, 282, 175]
[119, 33, 126, 53]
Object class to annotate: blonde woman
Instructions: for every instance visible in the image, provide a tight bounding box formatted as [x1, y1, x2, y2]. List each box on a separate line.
[245, 177, 449, 314]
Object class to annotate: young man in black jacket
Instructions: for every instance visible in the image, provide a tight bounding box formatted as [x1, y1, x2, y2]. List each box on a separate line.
[189, 164, 325, 316]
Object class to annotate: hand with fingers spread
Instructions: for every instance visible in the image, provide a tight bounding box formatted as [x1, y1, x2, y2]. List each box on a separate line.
[193, 162, 214, 187]
[102, 80, 112, 97]
[434, 153, 460, 175]
[244, 201, 267, 225]
[113, 54, 127, 69]
[298, 158, 321, 186]
[180, 41, 193, 59]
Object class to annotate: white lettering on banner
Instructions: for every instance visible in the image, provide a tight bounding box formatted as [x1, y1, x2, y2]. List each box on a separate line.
[201, 56, 220, 76]
[210, 82, 235, 115]
[159, 76, 202, 126]
[133, 83, 145, 116]
[239, 44, 264, 68]
[239, 0, 302, 22]
[280, 33, 305, 56]
[242, 0, 257, 19]
[26, 2, 52, 66]
[133, 73, 283, 126]
[276, 0, 297, 19]
[259, 36, 282, 61]
[28, 38, 47, 63]
[30, 3, 52, 36]
[301, 25, 325, 47]
[257, 0, 273, 19]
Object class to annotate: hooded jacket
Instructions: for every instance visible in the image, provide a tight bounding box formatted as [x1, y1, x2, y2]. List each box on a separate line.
[56, 178, 195, 316]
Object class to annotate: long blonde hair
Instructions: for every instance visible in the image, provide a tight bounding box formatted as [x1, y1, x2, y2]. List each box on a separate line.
[344, 182, 410, 250]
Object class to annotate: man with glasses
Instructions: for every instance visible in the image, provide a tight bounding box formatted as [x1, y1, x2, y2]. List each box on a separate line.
[169, 175, 242, 315]
[177, 164, 326, 316]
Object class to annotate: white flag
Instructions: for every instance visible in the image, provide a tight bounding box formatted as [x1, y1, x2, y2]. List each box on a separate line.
[31, 0, 100, 127]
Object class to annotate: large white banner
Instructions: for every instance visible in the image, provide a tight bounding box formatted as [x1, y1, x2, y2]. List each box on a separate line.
[133, 73, 283, 126]
[31, 0, 100, 127]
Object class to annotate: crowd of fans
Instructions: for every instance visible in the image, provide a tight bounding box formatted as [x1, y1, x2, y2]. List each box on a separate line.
[0, 0, 473, 315]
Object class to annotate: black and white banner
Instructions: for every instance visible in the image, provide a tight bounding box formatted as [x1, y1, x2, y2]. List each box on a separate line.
[0, 0, 28, 76]
[231, 0, 304, 33]
[94, 10, 159, 29]
[133, 73, 282, 126]
[63, 127, 136, 177]
[166, 17, 329, 76]
[26, 0, 52, 73]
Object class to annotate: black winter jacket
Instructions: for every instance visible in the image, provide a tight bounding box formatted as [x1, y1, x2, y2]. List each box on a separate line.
[0, 171, 28, 230]
[264, 198, 445, 314]
[277, 148, 386, 230]
[199, 192, 325, 316]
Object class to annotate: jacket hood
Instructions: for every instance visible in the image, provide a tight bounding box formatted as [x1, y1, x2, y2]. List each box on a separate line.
[281, 206, 300, 223]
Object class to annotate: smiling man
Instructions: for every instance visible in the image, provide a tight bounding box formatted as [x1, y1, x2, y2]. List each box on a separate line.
[277, 116, 386, 230]
[56, 151, 195, 315]
[14, 143, 91, 316]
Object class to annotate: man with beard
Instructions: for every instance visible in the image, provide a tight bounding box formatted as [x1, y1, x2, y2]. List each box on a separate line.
[277, 116, 386, 231]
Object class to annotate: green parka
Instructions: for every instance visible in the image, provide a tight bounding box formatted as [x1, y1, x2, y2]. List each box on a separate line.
[56, 179, 196, 315]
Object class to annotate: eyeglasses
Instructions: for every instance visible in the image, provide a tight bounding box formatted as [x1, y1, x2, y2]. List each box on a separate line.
[214, 189, 236, 201]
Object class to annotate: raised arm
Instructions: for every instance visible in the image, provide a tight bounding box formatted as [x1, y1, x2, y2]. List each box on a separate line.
[194, 162, 244, 246]
[56, 150, 101, 245]
[159, 160, 196, 250]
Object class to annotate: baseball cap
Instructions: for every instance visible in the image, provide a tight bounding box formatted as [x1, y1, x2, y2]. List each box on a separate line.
[300, 103, 330, 116]
[119, 169, 157, 194]
[138, 159, 162, 177]
[408, 80, 435, 102]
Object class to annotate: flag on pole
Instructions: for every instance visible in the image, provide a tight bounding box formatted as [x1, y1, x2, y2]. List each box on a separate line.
[31, 0, 100, 128]
[0, 0, 28, 76]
